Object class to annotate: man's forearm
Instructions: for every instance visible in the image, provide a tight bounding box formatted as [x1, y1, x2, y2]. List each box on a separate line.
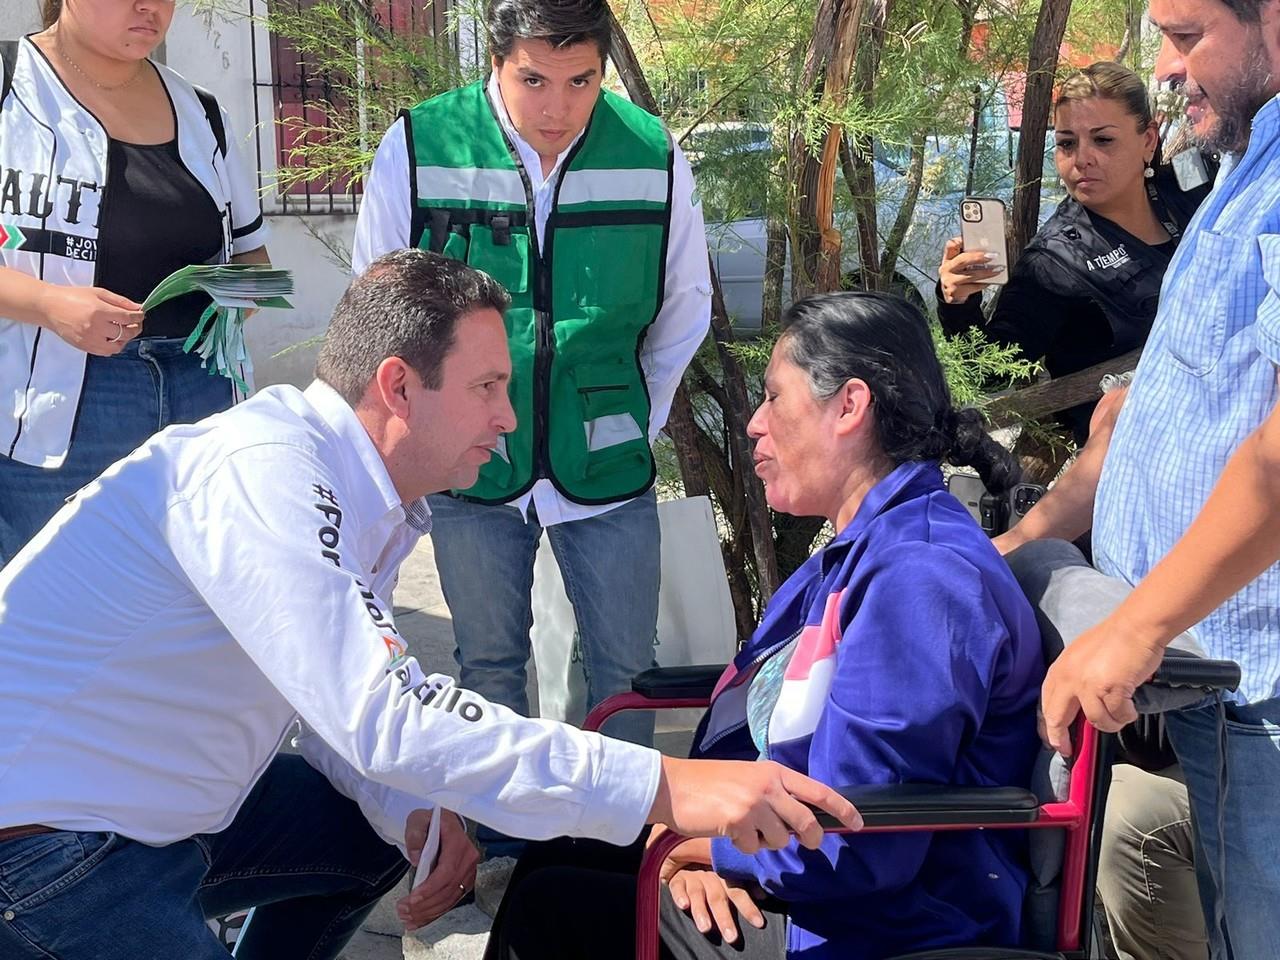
[1109, 392, 1280, 648]
[997, 439, 1103, 551]
[995, 386, 1126, 554]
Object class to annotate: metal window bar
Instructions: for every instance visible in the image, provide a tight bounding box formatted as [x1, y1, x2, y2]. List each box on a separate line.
[249, 0, 455, 216]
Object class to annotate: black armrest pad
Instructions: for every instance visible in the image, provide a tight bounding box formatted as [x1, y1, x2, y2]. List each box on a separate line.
[813, 783, 1040, 829]
[630, 664, 726, 700]
[1150, 655, 1240, 692]
[887, 950, 1064, 959]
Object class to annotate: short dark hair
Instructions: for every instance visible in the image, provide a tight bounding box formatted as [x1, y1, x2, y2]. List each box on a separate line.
[486, 0, 612, 62]
[779, 292, 1021, 495]
[1220, 0, 1266, 22]
[316, 250, 510, 405]
[42, 0, 61, 28]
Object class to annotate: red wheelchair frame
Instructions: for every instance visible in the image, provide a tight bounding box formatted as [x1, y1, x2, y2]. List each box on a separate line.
[584, 656, 1239, 960]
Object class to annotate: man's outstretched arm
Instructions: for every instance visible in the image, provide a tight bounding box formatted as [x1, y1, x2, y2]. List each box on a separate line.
[1042, 375, 1280, 752]
[167, 446, 861, 853]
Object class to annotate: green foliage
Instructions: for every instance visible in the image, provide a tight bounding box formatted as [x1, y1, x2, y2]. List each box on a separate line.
[249, 0, 482, 194]
[932, 325, 1041, 410]
[722, 322, 1039, 415]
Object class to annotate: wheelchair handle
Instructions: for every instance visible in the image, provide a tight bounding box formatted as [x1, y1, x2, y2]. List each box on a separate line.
[1148, 656, 1240, 693]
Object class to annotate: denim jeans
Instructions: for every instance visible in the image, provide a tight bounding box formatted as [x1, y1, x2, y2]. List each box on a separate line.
[0, 754, 408, 960]
[0, 337, 234, 566]
[1165, 696, 1280, 960]
[428, 489, 660, 747]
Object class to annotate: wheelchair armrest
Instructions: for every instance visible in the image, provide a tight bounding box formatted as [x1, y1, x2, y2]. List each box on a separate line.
[1149, 655, 1241, 693]
[630, 664, 726, 700]
[812, 783, 1041, 829]
[887, 950, 1065, 959]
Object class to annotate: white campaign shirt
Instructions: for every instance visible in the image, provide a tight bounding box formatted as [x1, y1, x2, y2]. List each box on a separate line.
[352, 77, 712, 525]
[0, 381, 660, 848]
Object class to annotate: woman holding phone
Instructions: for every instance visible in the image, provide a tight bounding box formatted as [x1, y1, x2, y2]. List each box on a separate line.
[936, 61, 1209, 443]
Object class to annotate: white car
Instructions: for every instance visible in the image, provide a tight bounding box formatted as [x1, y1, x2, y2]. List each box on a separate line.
[687, 121, 1061, 330]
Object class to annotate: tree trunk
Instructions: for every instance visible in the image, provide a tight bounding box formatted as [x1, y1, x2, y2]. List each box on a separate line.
[1009, 0, 1072, 261]
[955, 1, 981, 208]
[841, 135, 881, 290]
[605, 6, 659, 111]
[762, 216, 788, 327]
[1116, 0, 1143, 69]
[606, 2, 780, 606]
[708, 273, 780, 598]
[880, 128, 926, 280]
[789, 0, 876, 298]
[842, 2, 893, 291]
[666, 383, 709, 500]
[955, 0, 980, 58]
[964, 86, 983, 196]
[986, 348, 1141, 426]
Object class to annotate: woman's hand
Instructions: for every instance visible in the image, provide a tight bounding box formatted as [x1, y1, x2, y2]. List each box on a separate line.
[667, 866, 766, 944]
[939, 237, 1002, 304]
[38, 285, 143, 356]
[647, 825, 713, 876]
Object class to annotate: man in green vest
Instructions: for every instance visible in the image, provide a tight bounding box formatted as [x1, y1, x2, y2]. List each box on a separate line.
[353, 0, 710, 773]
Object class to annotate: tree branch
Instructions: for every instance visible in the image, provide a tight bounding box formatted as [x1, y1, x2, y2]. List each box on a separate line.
[676, 47, 795, 146]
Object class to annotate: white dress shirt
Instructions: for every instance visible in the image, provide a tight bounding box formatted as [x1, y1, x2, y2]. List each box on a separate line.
[0, 381, 661, 849]
[353, 77, 712, 525]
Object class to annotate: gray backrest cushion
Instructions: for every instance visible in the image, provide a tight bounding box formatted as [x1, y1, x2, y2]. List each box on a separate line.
[1002, 539, 1215, 950]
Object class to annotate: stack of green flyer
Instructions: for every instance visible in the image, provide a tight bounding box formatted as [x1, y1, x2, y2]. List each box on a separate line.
[142, 264, 294, 391]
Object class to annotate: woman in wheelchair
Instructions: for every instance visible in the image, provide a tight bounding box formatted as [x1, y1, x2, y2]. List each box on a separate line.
[485, 292, 1046, 960]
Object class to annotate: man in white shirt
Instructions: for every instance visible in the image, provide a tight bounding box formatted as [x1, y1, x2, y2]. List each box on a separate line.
[0, 250, 857, 960]
[353, 0, 712, 764]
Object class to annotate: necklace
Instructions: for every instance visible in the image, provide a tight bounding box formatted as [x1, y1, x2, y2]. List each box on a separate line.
[54, 33, 145, 92]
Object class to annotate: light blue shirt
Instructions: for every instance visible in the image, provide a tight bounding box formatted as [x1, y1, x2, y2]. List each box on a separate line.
[1094, 95, 1280, 704]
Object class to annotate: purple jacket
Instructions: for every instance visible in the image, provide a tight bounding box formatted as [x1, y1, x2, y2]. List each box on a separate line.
[694, 461, 1044, 959]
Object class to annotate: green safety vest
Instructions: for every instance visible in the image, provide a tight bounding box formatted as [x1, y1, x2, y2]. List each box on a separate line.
[404, 81, 673, 505]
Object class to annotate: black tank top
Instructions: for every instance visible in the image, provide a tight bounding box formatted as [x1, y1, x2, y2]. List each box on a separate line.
[96, 138, 223, 339]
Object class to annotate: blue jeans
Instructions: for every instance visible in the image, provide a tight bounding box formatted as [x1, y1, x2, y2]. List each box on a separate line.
[1166, 696, 1280, 960]
[0, 754, 408, 960]
[428, 489, 660, 748]
[0, 337, 234, 566]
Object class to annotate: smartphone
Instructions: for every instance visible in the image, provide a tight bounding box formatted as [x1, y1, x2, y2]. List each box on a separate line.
[959, 197, 1010, 286]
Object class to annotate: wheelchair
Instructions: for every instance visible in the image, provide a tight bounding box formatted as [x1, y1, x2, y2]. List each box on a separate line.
[584, 559, 1240, 960]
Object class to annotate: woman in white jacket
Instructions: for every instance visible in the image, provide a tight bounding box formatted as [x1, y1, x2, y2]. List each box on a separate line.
[0, 0, 269, 564]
